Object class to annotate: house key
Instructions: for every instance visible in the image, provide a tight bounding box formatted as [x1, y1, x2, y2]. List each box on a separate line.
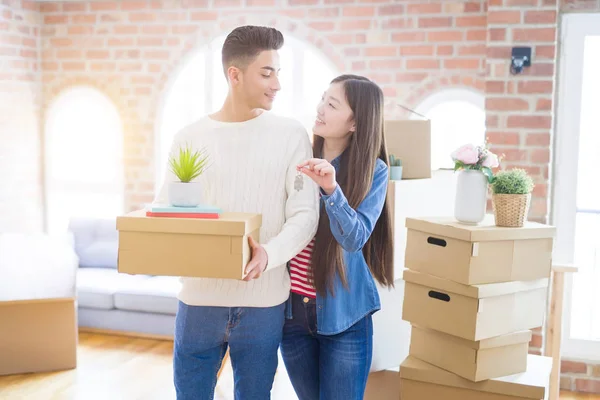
[294, 170, 304, 192]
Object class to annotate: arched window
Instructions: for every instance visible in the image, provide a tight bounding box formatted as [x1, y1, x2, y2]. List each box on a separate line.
[156, 34, 338, 184]
[413, 89, 486, 170]
[44, 86, 124, 233]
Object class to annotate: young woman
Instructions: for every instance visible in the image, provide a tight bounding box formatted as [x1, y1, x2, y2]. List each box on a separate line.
[281, 75, 394, 400]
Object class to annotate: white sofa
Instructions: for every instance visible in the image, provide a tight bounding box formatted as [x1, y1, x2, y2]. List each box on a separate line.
[69, 218, 179, 337]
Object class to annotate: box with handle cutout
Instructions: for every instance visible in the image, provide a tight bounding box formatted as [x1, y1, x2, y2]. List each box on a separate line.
[404, 216, 555, 285]
[401, 269, 548, 341]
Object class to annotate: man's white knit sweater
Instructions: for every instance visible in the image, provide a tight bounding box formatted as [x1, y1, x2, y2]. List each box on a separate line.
[154, 111, 319, 308]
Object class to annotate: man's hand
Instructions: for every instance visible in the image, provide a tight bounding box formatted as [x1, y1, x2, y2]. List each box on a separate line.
[243, 236, 268, 281]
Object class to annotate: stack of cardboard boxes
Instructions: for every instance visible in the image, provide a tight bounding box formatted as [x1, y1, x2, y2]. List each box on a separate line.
[399, 215, 556, 400]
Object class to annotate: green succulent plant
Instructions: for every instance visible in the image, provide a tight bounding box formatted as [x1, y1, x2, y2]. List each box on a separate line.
[492, 168, 534, 195]
[389, 154, 402, 167]
[169, 144, 210, 183]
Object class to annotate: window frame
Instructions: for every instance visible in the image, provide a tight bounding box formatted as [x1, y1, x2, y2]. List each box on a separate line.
[553, 13, 600, 362]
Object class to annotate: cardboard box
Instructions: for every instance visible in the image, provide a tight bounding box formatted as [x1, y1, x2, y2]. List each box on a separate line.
[117, 210, 261, 279]
[0, 298, 77, 375]
[364, 368, 400, 400]
[402, 270, 548, 341]
[385, 120, 431, 179]
[405, 216, 555, 285]
[409, 325, 531, 382]
[399, 355, 551, 400]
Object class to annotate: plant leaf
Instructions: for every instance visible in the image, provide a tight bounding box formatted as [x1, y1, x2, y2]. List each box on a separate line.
[168, 143, 210, 183]
[482, 166, 495, 184]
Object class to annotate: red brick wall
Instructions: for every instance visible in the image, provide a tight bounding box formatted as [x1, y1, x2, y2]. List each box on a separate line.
[38, 0, 490, 213]
[0, 0, 43, 233]
[560, 359, 600, 393]
[34, 0, 571, 225]
[485, 0, 558, 224]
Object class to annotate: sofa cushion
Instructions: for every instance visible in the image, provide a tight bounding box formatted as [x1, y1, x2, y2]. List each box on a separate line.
[69, 218, 118, 268]
[78, 308, 176, 337]
[77, 268, 150, 310]
[114, 276, 181, 315]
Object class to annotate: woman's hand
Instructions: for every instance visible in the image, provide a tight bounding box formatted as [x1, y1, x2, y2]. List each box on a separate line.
[297, 158, 337, 195]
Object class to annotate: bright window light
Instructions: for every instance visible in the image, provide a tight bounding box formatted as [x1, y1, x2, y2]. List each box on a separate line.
[44, 86, 124, 233]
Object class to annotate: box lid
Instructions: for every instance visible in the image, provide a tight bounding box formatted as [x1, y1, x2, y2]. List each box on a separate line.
[400, 355, 550, 399]
[403, 270, 549, 299]
[411, 325, 532, 350]
[405, 216, 556, 242]
[116, 210, 262, 236]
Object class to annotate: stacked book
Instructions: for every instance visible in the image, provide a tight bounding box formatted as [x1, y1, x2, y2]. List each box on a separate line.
[145, 204, 223, 219]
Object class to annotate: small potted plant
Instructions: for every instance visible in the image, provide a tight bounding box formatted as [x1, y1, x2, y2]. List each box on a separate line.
[491, 168, 534, 227]
[168, 143, 210, 207]
[451, 142, 500, 225]
[389, 154, 403, 180]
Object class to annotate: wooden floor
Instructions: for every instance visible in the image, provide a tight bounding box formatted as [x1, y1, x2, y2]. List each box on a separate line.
[0, 332, 296, 400]
[0, 333, 598, 399]
[564, 394, 600, 400]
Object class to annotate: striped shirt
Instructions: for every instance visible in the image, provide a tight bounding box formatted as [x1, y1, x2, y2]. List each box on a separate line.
[290, 238, 316, 298]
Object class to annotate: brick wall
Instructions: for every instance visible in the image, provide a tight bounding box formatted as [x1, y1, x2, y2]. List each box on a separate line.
[0, 0, 599, 392]
[485, 0, 558, 223]
[35, 0, 581, 223]
[35, 0, 575, 226]
[38, 0, 491, 214]
[0, 0, 43, 233]
[561, 359, 600, 393]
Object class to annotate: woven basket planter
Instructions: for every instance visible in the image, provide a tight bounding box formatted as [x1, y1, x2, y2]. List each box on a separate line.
[492, 193, 531, 227]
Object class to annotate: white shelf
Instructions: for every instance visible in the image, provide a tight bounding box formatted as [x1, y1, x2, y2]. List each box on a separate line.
[371, 170, 457, 372]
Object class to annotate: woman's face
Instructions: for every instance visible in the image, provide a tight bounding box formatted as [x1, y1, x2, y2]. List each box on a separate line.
[312, 82, 355, 140]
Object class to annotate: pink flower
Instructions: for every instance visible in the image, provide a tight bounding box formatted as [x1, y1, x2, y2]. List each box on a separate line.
[451, 144, 479, 165]
[482, 152, 499, 168]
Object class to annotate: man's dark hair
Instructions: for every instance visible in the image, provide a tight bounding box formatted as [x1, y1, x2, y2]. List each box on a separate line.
[221, 25, 284, 76]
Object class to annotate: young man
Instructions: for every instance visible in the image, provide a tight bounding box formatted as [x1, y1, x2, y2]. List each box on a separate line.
[154, 26, 319, 399]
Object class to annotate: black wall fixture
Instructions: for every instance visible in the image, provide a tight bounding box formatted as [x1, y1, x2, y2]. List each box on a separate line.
[510, 47, 532, 75]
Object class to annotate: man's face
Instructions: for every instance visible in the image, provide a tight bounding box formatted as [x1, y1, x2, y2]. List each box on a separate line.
[235, 50, 281, 111]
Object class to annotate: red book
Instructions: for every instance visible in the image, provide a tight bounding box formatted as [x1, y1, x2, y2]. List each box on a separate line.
[145, 211, 219, 219]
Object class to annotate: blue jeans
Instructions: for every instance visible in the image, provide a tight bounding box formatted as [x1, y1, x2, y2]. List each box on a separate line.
[280, 293, 373, 400]
[173, 301, 285, 400]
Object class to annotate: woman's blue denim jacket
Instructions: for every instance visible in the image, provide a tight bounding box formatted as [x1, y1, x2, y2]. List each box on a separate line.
[285, 156, 389, 335]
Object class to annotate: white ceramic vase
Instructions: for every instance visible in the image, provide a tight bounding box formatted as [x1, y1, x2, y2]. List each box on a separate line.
[168, 181, 203, 207]
[454, 169, 488, 225]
